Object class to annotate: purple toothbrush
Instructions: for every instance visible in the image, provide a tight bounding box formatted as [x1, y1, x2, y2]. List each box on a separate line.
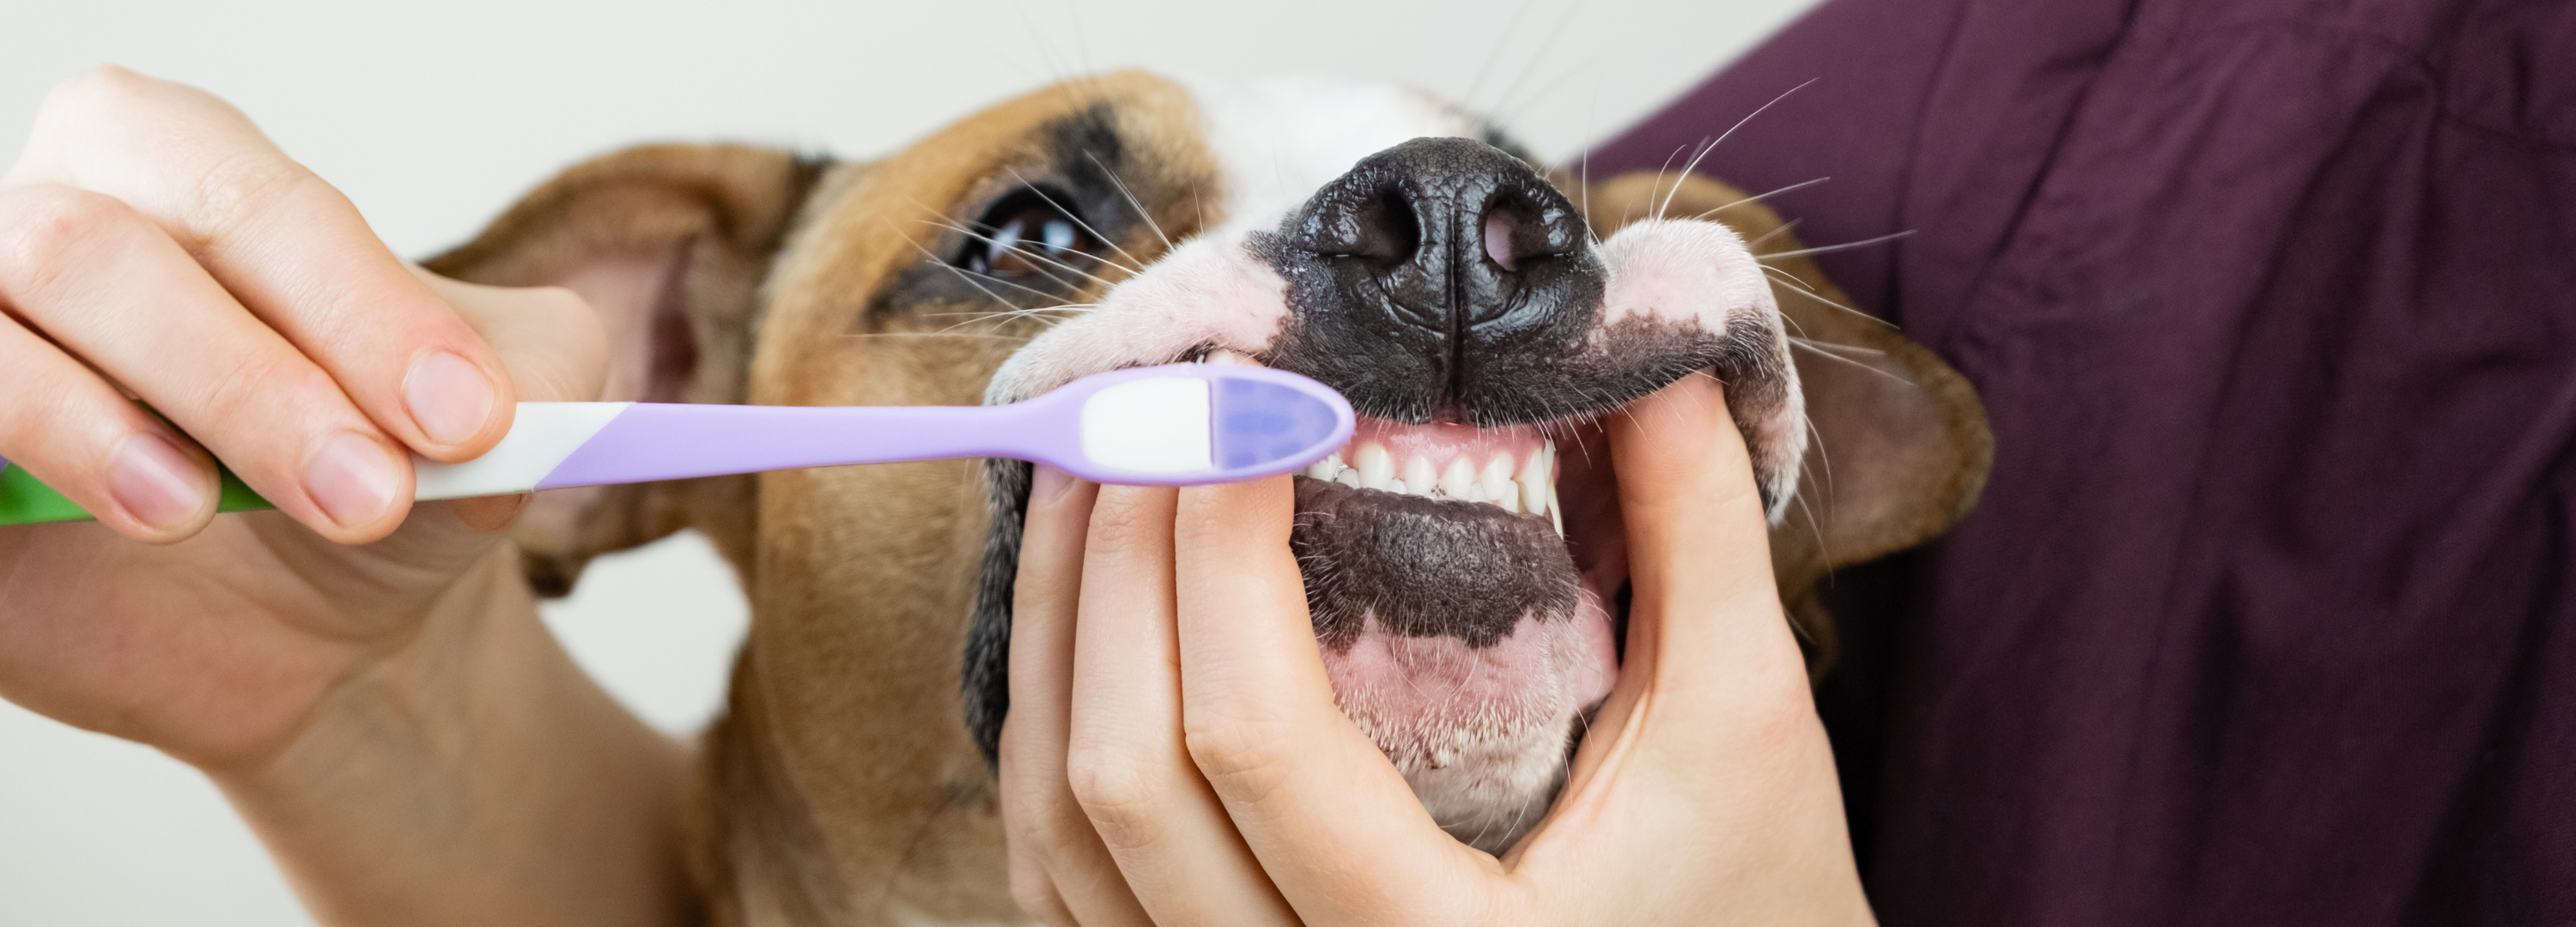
[0, 364, 1354, 525]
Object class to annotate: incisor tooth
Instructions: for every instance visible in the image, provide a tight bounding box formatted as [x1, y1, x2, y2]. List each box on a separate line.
[1334, 469, 1362, 488]
[1204, 348, 1255, 366]
[1387, 478, 1409, 494]
[1402, 455, 1437, 497]
[1356, 444, 1394, 489]
[1437, 456, 1476, 499]
[1481, 453, 1516, 505]
[1517, 447, 1548, 514]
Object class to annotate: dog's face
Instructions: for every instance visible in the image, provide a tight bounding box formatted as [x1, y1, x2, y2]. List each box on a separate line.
[429, 70, 1988, 922]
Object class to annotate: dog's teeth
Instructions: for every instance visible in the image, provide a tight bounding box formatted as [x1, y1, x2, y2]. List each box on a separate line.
[1204, 348, 1255, 366]
[1517, 447, 1549, 514]
[1334, 469, 1362, 488]
[1547, 480, 1564, 537]
[1480, 453, 1516, 506]
[1437, 456, 1476, 500]
[1387, 478, 1409, 494]
[1355, 443, 1394, 489]
[1303, 452, 1344, 481]
[1402, 455, 1438, 498]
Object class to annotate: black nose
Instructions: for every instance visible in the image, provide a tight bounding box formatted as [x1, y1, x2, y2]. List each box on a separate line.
[1267, 136, 1606, 424]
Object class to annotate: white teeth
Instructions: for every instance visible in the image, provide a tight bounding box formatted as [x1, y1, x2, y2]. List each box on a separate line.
[1204, 348, 1255, 366]
[1306, 439, 1560, 530]
[1356, 443, 1394, 489]
[1437, 456, 1477, 500]
[1401, 455, 1437, 498]
[1518, 444, 1550, 515]
[1480, 453, 1516, 511]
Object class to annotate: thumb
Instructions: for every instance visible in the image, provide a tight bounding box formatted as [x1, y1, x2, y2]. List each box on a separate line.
[407, 269, 610, 530]
[414, 268, 611, 405]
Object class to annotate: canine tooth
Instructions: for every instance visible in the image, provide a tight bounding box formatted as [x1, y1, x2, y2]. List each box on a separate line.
[1402, 455, 1437, 497]
[1547, 480, 1564, 536]
[1355, 443, 1394, 489]
[1334, 469, 1362, 488]
[1437, 456, 1476, 500]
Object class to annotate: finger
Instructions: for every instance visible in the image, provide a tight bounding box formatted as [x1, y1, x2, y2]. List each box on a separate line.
[0, 183, 409, 541]
[1171, 475, 1495, 924]
[9, 66, 513, 462]
[405, 270, 608, 530]
[0, 312, 216, 540]
[1062, 484, 1300, 925]
[1521, 372, 1862, 918]
[1601, 371, 1811, 741]
[999, 466, 1151, 927]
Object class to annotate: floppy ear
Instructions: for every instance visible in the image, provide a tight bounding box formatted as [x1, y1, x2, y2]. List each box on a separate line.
[424, 143, 832, 594]
[1578, 171, 1993, 676]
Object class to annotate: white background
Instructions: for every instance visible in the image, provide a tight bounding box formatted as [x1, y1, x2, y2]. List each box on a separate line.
[0, 1, 1820, 922]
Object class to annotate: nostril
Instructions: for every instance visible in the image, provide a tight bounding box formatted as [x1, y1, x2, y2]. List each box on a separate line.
[1483, 209, 1519, 272]
[1347, 186, 1422, 267]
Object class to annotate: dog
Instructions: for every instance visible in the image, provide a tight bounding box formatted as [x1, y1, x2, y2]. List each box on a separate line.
[423, 70, 1990, 926]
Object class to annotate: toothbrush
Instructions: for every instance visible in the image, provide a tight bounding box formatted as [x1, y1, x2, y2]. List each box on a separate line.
[0, 363, 1353, 527]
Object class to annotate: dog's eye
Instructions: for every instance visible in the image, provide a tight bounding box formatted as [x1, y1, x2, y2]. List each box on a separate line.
[957, 188, 1103, 281]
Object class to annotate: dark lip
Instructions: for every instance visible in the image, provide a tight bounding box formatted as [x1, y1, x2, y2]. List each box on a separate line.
[1283, 414, 1631, 665]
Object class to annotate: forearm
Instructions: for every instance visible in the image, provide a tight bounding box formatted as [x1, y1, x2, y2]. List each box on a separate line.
[206, 543, 701, 927]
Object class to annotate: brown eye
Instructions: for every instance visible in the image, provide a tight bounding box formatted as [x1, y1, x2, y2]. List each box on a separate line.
[957, 187, 1102, 280]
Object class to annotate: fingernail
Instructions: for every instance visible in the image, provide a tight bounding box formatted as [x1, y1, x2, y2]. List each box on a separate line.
[404, 351, 496, 447]
[306, 432, 400, 528]
[1032, 463, 1078, 503]
[109, 433, 206, 530]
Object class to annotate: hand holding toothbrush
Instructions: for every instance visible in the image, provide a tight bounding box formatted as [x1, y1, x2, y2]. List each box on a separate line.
[0, 68, 694, 927]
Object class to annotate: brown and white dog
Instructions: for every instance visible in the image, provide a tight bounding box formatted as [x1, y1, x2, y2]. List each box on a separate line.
[425, 71, 1990, 926]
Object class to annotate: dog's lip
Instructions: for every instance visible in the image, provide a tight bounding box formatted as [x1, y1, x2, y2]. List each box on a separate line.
[1288, 411, 1631, 651]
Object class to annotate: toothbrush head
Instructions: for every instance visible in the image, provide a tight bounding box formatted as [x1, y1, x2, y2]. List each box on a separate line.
[1053, 363, 1353, 486]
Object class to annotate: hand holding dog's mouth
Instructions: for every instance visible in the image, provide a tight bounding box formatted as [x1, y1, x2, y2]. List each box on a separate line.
[998, 373, 1875, 924]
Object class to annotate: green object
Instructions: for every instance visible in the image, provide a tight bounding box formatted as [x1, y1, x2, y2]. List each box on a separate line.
[0, 463, 274, 525]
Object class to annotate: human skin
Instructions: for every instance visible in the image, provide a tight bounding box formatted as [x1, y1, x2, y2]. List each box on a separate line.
[0, 67, 1870, 927]
[1000, 373, 1879, 926]
[0, 67, 696, 927]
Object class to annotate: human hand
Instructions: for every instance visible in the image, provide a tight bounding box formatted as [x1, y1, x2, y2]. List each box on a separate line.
[999, 373, 1876, 924]
[0, 65, 605, 772]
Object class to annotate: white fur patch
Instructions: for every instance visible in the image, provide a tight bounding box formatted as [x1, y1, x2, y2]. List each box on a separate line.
[1597, 218, 1806, 521]
[986, 230, 1291, 404]
[1175, 73, 1489, 237]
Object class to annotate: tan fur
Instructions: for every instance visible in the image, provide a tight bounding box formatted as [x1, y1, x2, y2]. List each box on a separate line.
[423, 143, 827, 594]
[429, 76, 1985, 925]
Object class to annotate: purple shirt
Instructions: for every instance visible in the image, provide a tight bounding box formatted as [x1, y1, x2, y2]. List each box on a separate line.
[1592, 0, 2576, 923]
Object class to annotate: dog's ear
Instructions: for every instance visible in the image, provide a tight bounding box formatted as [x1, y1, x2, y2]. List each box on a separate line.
[1576, 171, 1993, 674]
[425, 143, 832, 594]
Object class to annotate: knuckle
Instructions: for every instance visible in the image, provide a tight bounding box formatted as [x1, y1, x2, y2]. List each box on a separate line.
[1180, 711, 1291, 792]
[37, 65, 156, 124]
[184, 149, 320, 245]
[1061, 745, 1157, 821]
[2, 185, 137, 288]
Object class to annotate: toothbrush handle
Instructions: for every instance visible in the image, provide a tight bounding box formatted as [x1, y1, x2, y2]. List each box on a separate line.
[528, 401, 1072, 490]
[0, 400, 1071, 526]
